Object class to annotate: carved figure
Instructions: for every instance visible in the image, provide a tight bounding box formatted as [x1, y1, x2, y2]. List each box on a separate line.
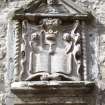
[73, 33, 81, 79]
[63, 20, 81, 80]
[29, 32, 40, 74]
[20, 33, 29, 80]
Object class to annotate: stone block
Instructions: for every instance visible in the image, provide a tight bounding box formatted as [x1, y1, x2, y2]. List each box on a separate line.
[10, 81, 95, 105]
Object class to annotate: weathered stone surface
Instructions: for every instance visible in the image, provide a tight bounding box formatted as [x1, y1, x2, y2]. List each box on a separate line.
[5, 1, 97, 105]
[0, 0, 105, 105]
[10, 81, 95, 105]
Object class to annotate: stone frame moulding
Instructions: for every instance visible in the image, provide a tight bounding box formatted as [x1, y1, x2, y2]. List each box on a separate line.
[10, 0, 95, 92]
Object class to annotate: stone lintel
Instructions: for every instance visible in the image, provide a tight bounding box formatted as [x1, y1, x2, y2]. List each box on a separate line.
[13, 13, 91, 21]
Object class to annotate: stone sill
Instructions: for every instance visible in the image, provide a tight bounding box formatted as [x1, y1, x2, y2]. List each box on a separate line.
[11, 81, 95, 94]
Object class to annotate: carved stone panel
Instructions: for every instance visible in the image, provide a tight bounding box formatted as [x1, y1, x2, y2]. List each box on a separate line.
[6, 0, 98, 86]
[11, 0, 93, 82]
[14, 18, 84, 82]
[6, 1, 97, 105]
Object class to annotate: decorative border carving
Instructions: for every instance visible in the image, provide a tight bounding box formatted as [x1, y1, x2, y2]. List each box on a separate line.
[81, 21, 87, 80]
[14, 20, 22, 82]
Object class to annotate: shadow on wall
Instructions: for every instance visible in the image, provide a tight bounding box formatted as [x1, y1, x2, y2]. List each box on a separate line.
[85, 19, 102, 81]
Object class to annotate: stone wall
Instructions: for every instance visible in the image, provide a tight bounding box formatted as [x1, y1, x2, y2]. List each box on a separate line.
[0, 0, 105, 105]
[0, 1, 7, 105]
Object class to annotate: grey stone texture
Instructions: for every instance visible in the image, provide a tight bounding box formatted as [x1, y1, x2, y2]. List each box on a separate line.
[10, 81, 96, 105]
[0, 0, 105, 105]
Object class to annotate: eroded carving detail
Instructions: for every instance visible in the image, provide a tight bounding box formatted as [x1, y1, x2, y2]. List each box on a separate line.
[10, 0, 92, 83]
[42, 18, 61, 54]
[14, 21, 22, 81]
[47, 0, 59, 5]
[29, 32, 40, 75]
[81, 21, 87, 80]
[20, 34, 27, 80]
[63, 20, 81, 80]
[0, 46, 6, 60]
[24, 19, 82, 81]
